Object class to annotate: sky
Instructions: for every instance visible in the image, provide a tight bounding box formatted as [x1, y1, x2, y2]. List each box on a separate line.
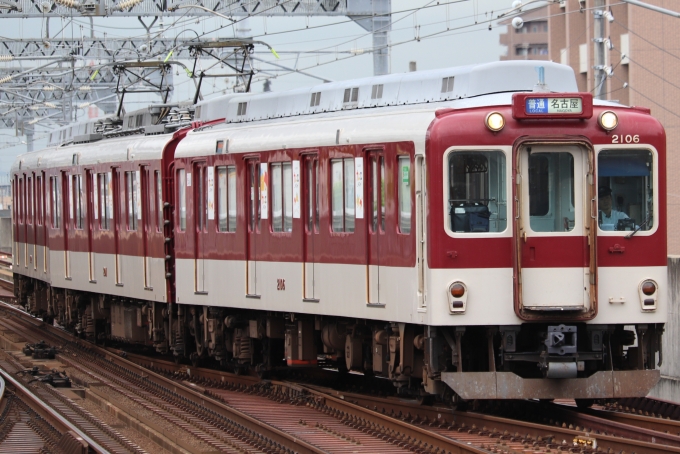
[0, 0, 519, 174]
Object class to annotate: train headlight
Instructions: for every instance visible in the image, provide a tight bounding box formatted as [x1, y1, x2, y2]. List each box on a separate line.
[638, 279, 658, 311]
[447, 281, 468, 314]
[485, 112, 505, 132]
[598, 111, 618, 131]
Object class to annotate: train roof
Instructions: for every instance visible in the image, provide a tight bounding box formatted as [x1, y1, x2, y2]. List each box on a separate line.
[197, 60, 579, 124]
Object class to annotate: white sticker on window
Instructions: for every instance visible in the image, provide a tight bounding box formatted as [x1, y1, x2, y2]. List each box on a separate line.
[186, 172, 191, 187]
[260, 163, 268, 219]
[207, 166, 215, 220]
[292, 160, 300, 219]
[354, 157, 364, 219]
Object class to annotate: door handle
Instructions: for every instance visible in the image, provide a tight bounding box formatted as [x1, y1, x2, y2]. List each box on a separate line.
[514, 196, 520, 220]
[590, 198, 597, 220]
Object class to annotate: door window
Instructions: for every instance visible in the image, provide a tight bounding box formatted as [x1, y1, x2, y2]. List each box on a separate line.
[331, 158, 355, 232]
[528, 152, 574, 232]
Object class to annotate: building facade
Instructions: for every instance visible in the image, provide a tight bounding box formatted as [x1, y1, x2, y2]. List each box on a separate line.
[547, 0, 680, 253]
[499, 6, 550, 61]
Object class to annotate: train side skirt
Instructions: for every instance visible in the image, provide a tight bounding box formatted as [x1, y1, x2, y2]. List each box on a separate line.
[441, 370, 660, 400]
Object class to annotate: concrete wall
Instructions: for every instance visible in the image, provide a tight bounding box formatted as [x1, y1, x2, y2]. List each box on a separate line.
[649, 256, 680, 401]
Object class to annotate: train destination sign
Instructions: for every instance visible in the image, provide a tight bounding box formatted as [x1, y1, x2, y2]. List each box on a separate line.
[511, 93, 593, 120]
[525, 97, 582, 115]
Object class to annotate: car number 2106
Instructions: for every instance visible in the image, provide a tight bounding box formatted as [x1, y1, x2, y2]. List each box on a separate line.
[612, 134, 640, 144]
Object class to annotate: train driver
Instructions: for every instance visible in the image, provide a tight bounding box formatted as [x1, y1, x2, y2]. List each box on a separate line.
[598, 185, 630, 230]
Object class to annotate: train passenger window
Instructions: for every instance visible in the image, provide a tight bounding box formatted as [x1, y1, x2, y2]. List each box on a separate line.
[50, 176, 60, 228]
[178, 169, 186, 231]
[73, 175, 83, 229]
[125, 171, 137, 230]
[597, 149, 654, 232]
[370, 157, 385, 232]
[98, 173, 110, 230]
[331, 158, 355, 232]
[248, 163, 261, 232]
[36, 175, 43, 226]
[27, 176, 33, 225]
[528, 153, 574, 232]
[270, 162, 293, 232]
[18, 177, 23, 225]
[398, 157, 411, 234]
[155, 171, 163, 232]
[448, 151, 507, 233]
[217, 166, 237, 232]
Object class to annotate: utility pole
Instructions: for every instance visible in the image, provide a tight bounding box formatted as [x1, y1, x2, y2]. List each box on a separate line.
[593, 0, 606, 100]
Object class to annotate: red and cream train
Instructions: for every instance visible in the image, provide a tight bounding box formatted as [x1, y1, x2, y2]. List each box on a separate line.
[12, 61, 666, 402]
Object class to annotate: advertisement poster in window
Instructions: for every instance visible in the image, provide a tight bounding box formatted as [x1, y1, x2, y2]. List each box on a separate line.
[207, 166, 215, 220]
[355, 157, 364, 219]
[136, 171, 141, 220]
[292, 160, 300, 219]
[260, 163, 269, 219]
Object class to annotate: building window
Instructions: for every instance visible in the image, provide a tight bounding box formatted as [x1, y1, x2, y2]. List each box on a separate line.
[270, 162, 293, 232]
[331, 158, 355, 232]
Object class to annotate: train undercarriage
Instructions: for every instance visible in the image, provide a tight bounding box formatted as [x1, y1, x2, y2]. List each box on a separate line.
[15, 274, 663, 402]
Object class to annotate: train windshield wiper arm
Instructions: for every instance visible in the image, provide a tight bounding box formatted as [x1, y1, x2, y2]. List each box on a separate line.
[625, 215, 652, 238]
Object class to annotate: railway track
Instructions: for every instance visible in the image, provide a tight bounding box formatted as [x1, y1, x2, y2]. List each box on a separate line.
[0, 360, 116, 453]
[2, 301, 680, 453]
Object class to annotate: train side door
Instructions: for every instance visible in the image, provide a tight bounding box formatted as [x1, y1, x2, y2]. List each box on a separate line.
[193, 161, 207, 293]
[140, 166, 152, 289]
[85, 170, 95, 282]
[416, 156, 426, 310]
[366, 151, 385, 306]
[246, 159, 260, 296]
[61, 171, 70, 279]
[302, 155, 319, 301]
[112, 168, 122, 285]
[516, 144, 594, 311]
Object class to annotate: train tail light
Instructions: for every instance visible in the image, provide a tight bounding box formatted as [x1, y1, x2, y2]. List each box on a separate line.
[447, 281, 468, 314]
[638, 279, 658, 311]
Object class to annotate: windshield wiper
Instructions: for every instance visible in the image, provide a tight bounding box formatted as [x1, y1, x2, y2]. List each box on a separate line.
[625, 215, 652, 239]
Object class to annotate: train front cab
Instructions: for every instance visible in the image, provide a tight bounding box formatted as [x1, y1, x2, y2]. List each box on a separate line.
[427, 93, 666, 400]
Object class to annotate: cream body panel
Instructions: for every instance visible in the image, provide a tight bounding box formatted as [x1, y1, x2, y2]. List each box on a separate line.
[426, 267, 518, 326]
[596, 266, 666, 324]
[13, 242, 49, 282]
[47, 250, 166, 302]
[175, 258, 419, 323]
[521, 268, 589, 309]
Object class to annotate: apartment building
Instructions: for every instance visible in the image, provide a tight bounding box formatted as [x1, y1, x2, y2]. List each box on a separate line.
[499, 5, 550, 61]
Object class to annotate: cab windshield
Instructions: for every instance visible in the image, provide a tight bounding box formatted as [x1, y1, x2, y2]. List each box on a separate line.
[597, 149, 654, 232]
[447, 150, 507, 233]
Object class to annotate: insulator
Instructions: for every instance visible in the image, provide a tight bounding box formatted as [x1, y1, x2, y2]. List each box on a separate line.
[78, 102, 91, 109]
[115, 0, 142, 10]
[56, 0, 80, 8]
[0, 55, 13, 62]
[78, 86, 91, 91]
[0, 76, 12, 84]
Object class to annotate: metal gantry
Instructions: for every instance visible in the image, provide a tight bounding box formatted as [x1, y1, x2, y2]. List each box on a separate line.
[0, 0, 392, 148]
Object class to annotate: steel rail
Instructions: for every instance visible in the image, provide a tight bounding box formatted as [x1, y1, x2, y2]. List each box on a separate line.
[0, 368, 108, 453]
[0, 301, 327, 454]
